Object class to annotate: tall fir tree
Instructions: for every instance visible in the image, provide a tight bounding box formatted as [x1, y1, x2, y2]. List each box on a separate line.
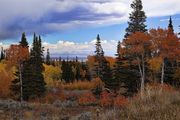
[168, 16, 174, 33]
[22, 34, 46, 100]
[93, 34, 113, 89]
[46, 48, 51, 65]
[113, 41, 139, 96]
[75, 61, 81, 81]
[164, 16, 177, 86]
[10, 70, 21, 100]
[61, 60, 68, 82]
[125, 0, 147, 38]
[112, 41, 123, 92]
[0, 47, 5, 61]
[19, 32, 28, 47]
[94, 34, 105, 78]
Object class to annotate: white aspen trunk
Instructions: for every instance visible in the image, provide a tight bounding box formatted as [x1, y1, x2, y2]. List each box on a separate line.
[138, 57, 144, 97]
[161, 61, 165, 85]
[19, 63, 23, 102]
[141, 57, 145, 95]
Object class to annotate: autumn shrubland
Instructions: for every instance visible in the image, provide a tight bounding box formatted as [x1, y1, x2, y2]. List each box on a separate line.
[98, 84, 180, 120]
[0, 0, 180, 119]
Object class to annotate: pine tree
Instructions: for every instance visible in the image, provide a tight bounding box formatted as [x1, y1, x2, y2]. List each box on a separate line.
[0, 47, 5, 61]
[61, 60, 67, 82]
[125, 0, 147, 38]
[94, 34, 104, 78]
[168, 16, 174, 33]
[75, 61, 81, 81]
[113, 41, 139, 96]
[112, 41, 123, 92]
[81, 62, 91, 81]
[93, 34, 113, 89]
[10, 70, 21, 100]
[164, 17, 177, 86]
[19, 32, 28, 47]
[22, 34, 46, 100]
[46, 49, 51, 65]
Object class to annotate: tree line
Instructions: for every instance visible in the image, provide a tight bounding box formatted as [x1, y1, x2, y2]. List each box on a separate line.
[45, 51, 91, 82]
[92, 0, 180, 97]
[0, 0, 179, 101]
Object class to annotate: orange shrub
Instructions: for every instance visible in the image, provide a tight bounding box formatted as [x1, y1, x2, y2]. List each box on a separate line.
[78, 91, 96, 105]
[65, 92, 79, 101]
[62, 78, 103, 90]
[100, 91, 113, 107]
[162, 84, 175, 93]
[0, 71, 12, 98]
[0, 63, 15, 98]
[114, 96, 129, 107]
[43, 89, 65, 103]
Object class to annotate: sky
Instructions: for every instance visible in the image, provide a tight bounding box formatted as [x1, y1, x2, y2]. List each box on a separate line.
[0, 0, 180, 57]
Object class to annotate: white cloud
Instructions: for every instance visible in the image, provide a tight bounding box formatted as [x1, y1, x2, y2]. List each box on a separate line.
[0, 39, 118, 57]
[42, 39, 118, 57]
[0, 0, 180, 39]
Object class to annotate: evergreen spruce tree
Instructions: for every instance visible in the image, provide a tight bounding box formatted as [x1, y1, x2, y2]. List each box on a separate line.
[0, 47, 5, 61]
[94, 34, 104, 78]
[19, 32, 28, 47]
[112, 41, 139, 96]
[75, 61, 81, 81]
[25, 34, 46, 99]
[93, 34, 113, 89]
[81, 62, 91, 81]
[11, 33, 46, 101]
[61, 60, 67, 82]
[46, 49, 51, 65]
[168, 16, 174, 34]
[68, 61, 75, 82]
[10, 70, 21, 100]
[164, 16, 177, 86]
[125, 0, 147, 38]
[112, 41, 123, 92]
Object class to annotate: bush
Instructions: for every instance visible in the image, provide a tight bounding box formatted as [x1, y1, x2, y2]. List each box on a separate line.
[97, 83, 180, 120]
[62, 78, 103, 90]
[78, 92, 97, 106]
[100, 91, 113, 107]
[113, 96, 129, 107]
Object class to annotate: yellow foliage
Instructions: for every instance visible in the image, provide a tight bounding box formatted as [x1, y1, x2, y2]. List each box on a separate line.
[62, 78, 103, 90]
[174, 68, 180, 80]
[43, 64, 62, 87]
[148, 57, 162, 73]
[0, 62, 15, 98]
[87, 55, 116, 69]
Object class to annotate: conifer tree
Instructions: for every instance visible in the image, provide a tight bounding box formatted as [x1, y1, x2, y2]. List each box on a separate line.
[93, 34, 112, 89]
[113, 41, 139, 96]
[125, 0, 147, 38]
[46, 49, 51, 65]
[0, 47, 5, 61]
[23, 34, 46, 100]
[19, 32, 28, 47]
[61, 60, 67, 82]
[75, 61, 81, 81]
[112, 41, 123, 91]
[94, 34, 105, 78]
[10, 70, 21, 100]
[168, 16, 174, 34]
[164, 17, 177, 86]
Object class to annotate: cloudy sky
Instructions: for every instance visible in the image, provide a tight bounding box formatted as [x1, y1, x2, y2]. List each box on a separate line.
[0, 0, 180, 57]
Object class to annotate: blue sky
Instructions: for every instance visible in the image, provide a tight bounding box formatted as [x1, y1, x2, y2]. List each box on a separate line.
[0, 0, 180, 57]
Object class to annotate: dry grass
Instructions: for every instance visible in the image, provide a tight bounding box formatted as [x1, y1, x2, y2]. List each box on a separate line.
[1, 83, 180, 120]
[98, 84, 180, 120]
[61, 78, 103, 90]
